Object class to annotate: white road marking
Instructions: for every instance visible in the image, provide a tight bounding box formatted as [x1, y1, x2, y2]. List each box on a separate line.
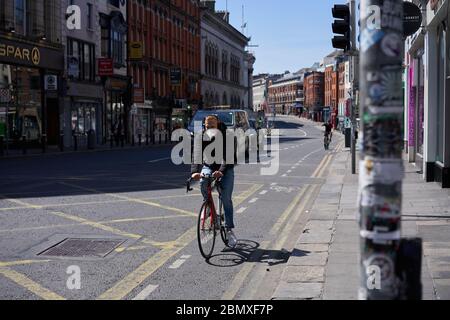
[236, 207, 247, 214]
[259, 190, 268, 195]
[287, 170, 292, 173]
[148, 157, 171, 164]
[132, 284, 159, 300]
[271, 183, 277, 186]
[249, 198, 258, 204]
[169, 255, 191, 269]
[282, 174, 287, 177]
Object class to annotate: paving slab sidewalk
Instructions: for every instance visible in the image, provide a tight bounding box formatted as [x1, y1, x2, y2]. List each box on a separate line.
[273, 144, 449, 300]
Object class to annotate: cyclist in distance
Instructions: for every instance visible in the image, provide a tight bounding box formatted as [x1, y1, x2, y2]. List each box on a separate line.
[323, 120, 333, 142]
[191, 115, 237, 248]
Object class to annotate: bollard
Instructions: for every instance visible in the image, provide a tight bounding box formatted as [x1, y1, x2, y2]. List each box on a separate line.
[159, 132, 162, 145]
[41, 134, 47, 153]
[60, 134, 64, 152]
[22, 135, 27, 154]
[110, 135, 113, 148]
[0, 136, 4, 156]
[121, 134, 125, 148]
[138, 134, 142, 147]
[73, 134, 78, 151]
[132, 134, 135, 147]
[146, 134, 149, 146]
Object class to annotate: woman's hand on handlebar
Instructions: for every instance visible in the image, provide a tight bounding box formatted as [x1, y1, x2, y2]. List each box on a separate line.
[213, 171, 223, 179]
[191, 173, 201, 181]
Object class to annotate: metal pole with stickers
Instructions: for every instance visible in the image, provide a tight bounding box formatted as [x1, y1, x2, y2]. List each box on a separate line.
[359, 0, 422, 300]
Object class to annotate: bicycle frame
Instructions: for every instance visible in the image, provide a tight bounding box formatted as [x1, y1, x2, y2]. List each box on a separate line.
[203, 181, 217, 229]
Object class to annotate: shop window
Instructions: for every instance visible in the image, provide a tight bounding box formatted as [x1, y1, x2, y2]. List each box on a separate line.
[71, 104, 97, 135]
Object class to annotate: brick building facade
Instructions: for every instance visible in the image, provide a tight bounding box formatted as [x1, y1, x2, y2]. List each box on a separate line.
[304, 71, 324, 121]
[128, 0, 201, 141]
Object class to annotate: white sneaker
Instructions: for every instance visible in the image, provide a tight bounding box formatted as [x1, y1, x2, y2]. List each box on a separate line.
[227, 229, 238, 248]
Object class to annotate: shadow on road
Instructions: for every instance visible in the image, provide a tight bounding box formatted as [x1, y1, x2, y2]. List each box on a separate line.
[206, 239, 291, 268]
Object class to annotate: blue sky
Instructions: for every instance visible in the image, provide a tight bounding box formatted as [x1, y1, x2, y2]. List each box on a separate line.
[215, 0, 347, 75]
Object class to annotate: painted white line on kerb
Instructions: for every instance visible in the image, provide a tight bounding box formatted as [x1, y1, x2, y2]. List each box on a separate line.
[271, 183, 277, 186]
[169, 256, 191, 269]
[259, 190, 268, 195]
[236, 207, 247, 214]
[287, 170, 292, 173]
[249, 198, 258, 204]
[282, 174, 287, 177]
[148, 157, 171, 164]
[132, 284, 159, 300]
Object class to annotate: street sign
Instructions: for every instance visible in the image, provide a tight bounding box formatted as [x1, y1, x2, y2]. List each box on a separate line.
[170, 68, 182, 86]
[0, 88, 11, 103]
[98, 58, 114, 76]
[404, 1, 422, 37]
[45, 75, 58, 91]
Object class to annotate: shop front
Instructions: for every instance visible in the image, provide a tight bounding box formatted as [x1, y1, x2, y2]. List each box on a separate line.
[151, 100, 172, 144]
[423, 0, 450, 187]
[0, 36, 64, 151]
[103, 76, 131, 145]
[131, 102, 153, 144]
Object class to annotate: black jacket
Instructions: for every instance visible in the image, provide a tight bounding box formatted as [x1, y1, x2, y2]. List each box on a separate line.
[191, 122, 235, 175]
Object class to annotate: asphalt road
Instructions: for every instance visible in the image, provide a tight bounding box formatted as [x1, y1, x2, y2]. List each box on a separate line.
[0, 116, 343, 300]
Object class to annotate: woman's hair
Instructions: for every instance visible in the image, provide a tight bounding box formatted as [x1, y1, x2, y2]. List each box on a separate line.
[204, 115, 220, 124]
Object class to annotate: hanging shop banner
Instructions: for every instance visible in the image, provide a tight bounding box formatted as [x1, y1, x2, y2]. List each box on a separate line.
[403, 1, 422, 37]
[133, 88, 145, 104]
[129, 42, 144, 60]
[98, 58, 114, 76]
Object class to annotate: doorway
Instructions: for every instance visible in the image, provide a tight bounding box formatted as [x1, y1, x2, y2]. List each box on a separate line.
[46, 98, 60, 145]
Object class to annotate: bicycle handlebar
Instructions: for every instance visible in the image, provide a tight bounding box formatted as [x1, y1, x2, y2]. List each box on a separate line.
[186, 174, 222, 194]
[186, 178, 194, 193]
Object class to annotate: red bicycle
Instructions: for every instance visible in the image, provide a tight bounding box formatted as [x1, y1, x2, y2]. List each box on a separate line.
[187, 174, 229, 259]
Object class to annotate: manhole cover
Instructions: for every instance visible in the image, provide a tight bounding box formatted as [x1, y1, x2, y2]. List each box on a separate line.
[38, 238, 126, 258]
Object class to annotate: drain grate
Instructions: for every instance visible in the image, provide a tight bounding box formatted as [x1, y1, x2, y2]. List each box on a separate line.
[38, 238, 126, 258]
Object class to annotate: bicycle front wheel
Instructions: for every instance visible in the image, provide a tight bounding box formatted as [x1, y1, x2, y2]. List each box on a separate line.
[219, 198, 229, 247]
[197, 202, 216, 259]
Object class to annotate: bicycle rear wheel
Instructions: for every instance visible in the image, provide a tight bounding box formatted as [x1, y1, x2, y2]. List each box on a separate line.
[197, 202, 216, 259]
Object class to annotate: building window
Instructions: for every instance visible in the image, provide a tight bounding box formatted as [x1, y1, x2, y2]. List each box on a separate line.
[68, 38, 96, 82]
[112, 29, 124, 65]
[101, 29, 109, 56]
[87, 3, 93, 30]
[14, 0, 26, 35]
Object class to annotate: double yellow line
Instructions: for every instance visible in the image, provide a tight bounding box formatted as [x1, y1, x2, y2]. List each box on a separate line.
[222, 140, 344, 299]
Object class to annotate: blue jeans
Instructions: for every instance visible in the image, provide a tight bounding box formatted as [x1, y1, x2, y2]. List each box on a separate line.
[200, 167, 235, 229]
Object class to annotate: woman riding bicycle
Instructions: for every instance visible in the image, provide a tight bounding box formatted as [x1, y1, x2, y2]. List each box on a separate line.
[191, 115, 237, 248]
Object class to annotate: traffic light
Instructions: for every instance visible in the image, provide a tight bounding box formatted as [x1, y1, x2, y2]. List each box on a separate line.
[332, 4, 351, 52]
